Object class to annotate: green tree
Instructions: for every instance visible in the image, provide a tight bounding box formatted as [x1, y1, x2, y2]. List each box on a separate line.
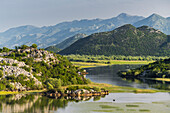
[31, 44, 38, 48]
[0, 70, 3, 78]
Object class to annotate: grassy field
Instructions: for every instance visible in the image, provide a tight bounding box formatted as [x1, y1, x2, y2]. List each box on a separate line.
[71, 60, 153, 68]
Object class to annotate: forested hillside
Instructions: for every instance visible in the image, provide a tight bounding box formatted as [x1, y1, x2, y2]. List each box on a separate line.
[118, 58, 170, 78]
[0, 44, 88, 91]
[59, 24, 170, 56]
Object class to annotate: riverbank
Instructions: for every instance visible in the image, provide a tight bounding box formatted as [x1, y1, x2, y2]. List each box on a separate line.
[71, 60, 153, 68]
[0, 82, 168, 95]
[61, 82, 169, 93]
[0, 90, 45, 95]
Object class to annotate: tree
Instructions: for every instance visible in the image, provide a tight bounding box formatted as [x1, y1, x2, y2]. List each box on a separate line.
[2, 47, 9, 52]
[47, 83, 54, 90]
[0, 70, 3, 78]
[20, 45, 28, 49]
[31, 44, 38, 48]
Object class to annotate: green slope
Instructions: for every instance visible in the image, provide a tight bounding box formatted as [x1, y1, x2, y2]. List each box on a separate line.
[45, 33, 87, 53]
[0, 45, 88, 91]
[118, 58, 170, 78]
[59, 24, 170, 56]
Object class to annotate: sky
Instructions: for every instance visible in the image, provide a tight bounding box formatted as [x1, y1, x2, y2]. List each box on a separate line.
[0, 0, 170, 32]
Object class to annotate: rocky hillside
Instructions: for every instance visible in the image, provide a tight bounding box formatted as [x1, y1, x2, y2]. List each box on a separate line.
[59, 24, 170, 56]
[0, 44, 88, 91]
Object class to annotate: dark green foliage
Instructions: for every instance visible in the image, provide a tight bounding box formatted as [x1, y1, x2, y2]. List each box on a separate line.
[46, 78, 62, 90]
[21, 66, 31, 72]
[31, 44, 38, 48]
[29, 55, 86, 87]
[119, 58, 170, 78]
[45, 46, 61, 53]
[12, 63, 18, 66]
[0, 70, 3, 78]
[65, 54, 168, 63]
[0, 47, 12, 53]
[59, 24, 170, 56]
[19, 45, 28, 49]
[0, 84, 6, 91]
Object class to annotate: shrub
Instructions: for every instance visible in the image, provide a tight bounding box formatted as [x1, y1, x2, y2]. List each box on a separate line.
[12, 63, 18, 66]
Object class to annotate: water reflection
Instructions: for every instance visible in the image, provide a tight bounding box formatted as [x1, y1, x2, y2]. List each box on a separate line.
[0, 93, 106, 113]
[86, 65, 149, 88]
[86, 65, 170, 90]
[123, 77, 170, 90]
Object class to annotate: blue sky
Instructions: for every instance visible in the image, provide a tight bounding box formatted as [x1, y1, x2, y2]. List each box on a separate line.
[0, 0, 169, 32]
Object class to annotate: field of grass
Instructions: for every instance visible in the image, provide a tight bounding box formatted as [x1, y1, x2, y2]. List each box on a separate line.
[71, 60, 153, 68]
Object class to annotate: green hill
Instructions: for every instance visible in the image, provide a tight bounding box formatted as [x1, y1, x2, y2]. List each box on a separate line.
[0, 44, 88, 91]
[45, 46, 61, 53]
[59, 24, 170, 56]
[118, 58, 170, 78]
[45, 33, 87, 53]
[55, 33, 87, 50]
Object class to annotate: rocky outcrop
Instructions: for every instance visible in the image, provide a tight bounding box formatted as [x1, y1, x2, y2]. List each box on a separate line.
[0, 65, 42, 90]
[0, 57, 27, 67]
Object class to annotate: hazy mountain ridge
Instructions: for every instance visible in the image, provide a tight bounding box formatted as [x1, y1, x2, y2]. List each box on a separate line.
[133, 13, 170, 34]
[45, 33, 87, 53]
[0, 13, 144, 48]
[0, 13, 170, 49]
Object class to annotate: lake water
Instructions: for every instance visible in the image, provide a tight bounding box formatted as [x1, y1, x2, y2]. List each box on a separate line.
[86, 65, 170, 90]
[0, 65, 170, 113]
[1, 93, 170, 113]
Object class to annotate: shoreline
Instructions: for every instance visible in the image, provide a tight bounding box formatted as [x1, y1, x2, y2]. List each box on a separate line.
[0, 82, 168, 96]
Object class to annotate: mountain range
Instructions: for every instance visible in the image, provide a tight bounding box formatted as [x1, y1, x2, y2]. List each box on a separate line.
[59, 24, 170, 56]
[45, 33, 87, 53]
[0, 13, 170, 49]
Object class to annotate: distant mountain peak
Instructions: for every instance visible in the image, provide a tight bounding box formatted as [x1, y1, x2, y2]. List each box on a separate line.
[116, 24, 136, 30]
[148, 13, 165, 19]
[117, 13, 130, 17]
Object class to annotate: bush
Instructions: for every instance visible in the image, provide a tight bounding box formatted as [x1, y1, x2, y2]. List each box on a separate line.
[0, 70, 3, 78]
[47, 83, 54, 90]
[12, 63, 18, 66]
[46, 78, 62, 89]
[0, 84, 6, 91]
[31, 44, 38, 48]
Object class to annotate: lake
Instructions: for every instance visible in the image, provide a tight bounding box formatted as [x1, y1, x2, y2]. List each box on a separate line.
[86, 65, 170, 90]
[0, 93, 170, 113]
[0, 65, 170, 113]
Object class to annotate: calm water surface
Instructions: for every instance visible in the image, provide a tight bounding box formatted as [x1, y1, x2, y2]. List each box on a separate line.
[86, 65, 170, 90]
[0, 93, 170, 113]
